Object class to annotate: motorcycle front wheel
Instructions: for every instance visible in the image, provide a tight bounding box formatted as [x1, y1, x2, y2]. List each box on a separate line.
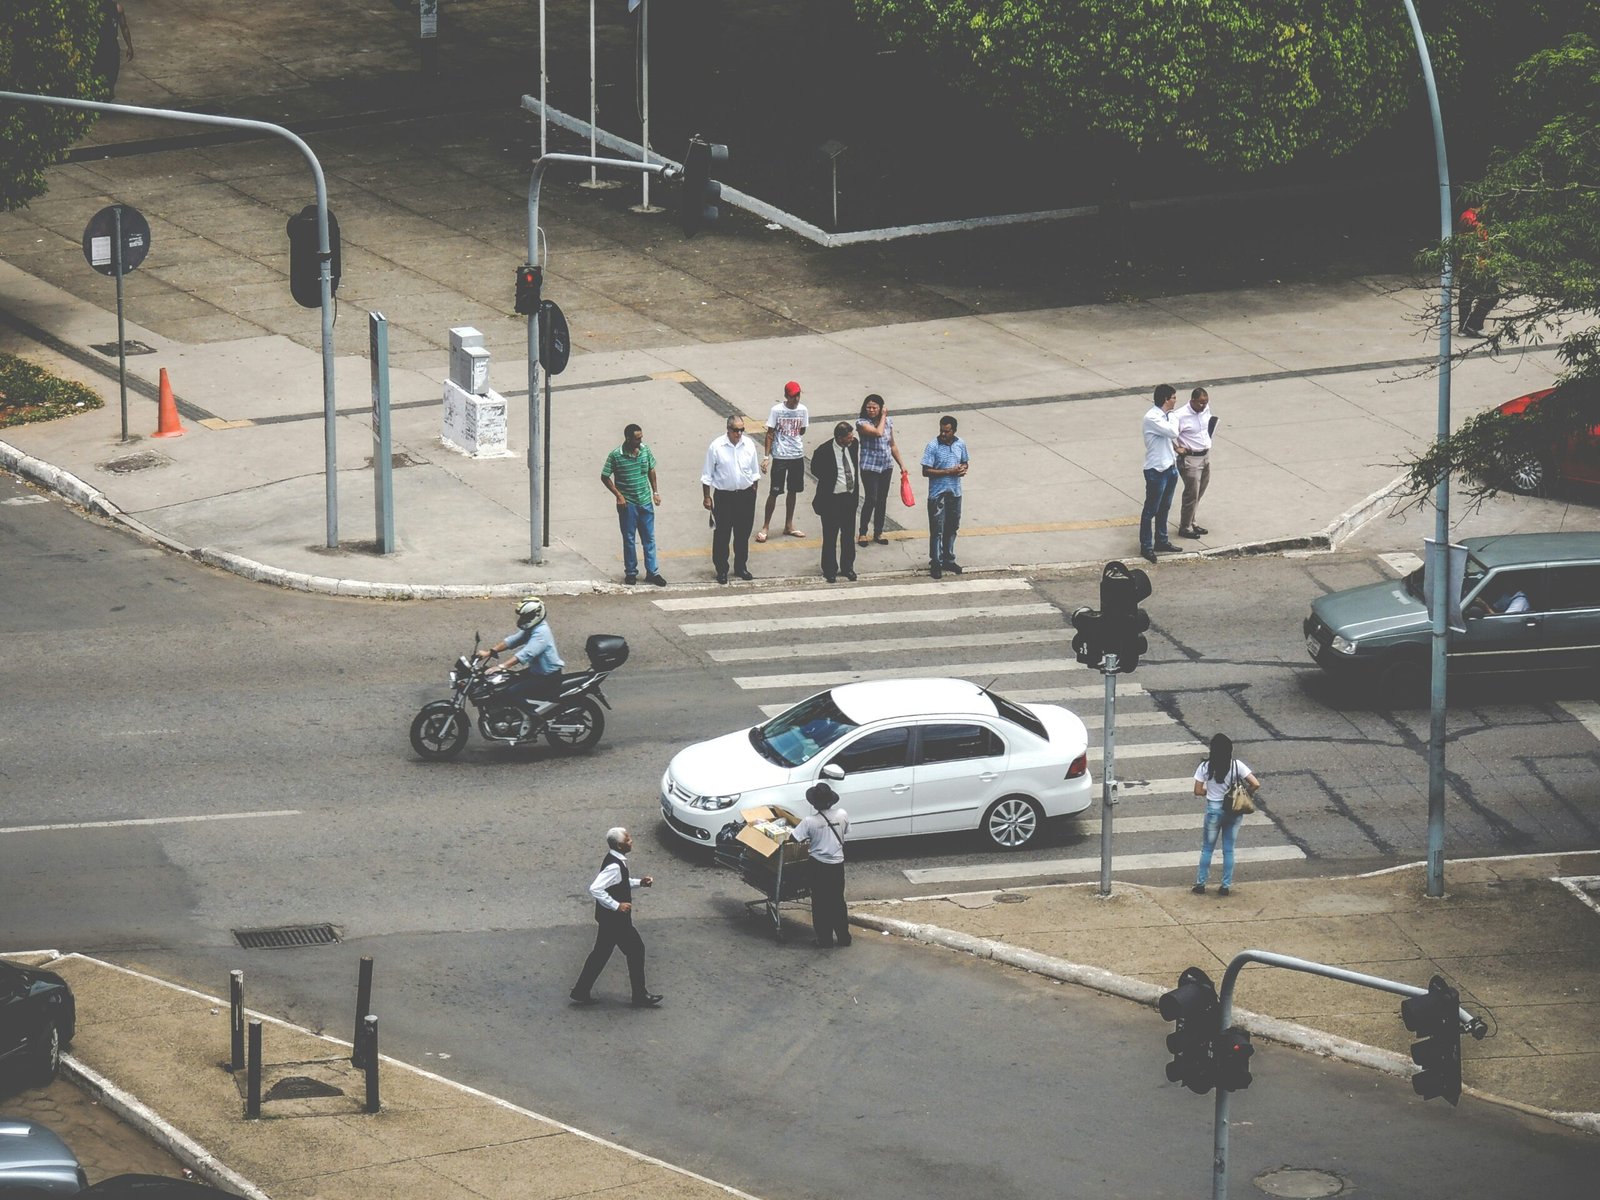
[410, 701, 469, 760]
[543, 697, 605, 752]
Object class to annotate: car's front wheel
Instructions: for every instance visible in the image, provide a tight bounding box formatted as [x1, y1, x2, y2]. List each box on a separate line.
[983, 795, 1043, 850]
[1505, 452, 1553, 496]
[28, 1019, 61, 1085]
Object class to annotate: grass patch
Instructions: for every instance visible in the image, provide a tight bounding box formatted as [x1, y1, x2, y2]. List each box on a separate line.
[0, 354, 103, 428]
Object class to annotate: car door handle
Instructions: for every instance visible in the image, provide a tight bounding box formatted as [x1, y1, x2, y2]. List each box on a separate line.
[891, 784, 910, 793]
[978, 772, 999, 782]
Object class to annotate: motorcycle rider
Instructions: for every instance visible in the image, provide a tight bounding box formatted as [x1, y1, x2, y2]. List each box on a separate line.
[476, 596, 565, 705]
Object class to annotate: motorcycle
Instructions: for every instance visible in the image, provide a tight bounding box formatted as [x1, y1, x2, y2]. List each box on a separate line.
[409, 632, 629, 760]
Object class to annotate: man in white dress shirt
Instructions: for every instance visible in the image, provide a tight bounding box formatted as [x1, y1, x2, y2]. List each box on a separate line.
[1175, 386, 1215, 540]
[570, 827, 661, 1007]
[1140, 383, 1182, 564]
[701, 415, 764, 584]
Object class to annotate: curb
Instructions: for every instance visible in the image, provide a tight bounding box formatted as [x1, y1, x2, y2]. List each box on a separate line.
[5, 437, 1405, 598]
[848, 908, 1600, 1137]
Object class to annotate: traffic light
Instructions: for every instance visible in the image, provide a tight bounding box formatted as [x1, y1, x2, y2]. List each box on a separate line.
[677, 136, 729, 237]
[514, 264, 542, 317]
[1071, 606, 1104, 669]
[1214, 1026, 1254, 1092]
[1099, 560, 1153, 672]
[1401, 974, 1462, 1105]
[1158, 966, 1219, 1094]
[286, 204, 341, 309]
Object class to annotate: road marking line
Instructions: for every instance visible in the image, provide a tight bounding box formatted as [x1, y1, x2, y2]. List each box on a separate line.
[1379, 552, 1423, 576]
[903, 845, 1305, 884]
[1066, 813, 1272, 835]
[1558, 700, 1600, 744]
[1, 495, 48, 506]
[711, 628, 1067, 663]
[1088, 740, 1201, 762]
[1114, 777, 1197, 797]
[0, 810, 302, 836]
[1007, 684, 1148, 701]
[681, 601, 1058, 636]
[734, 657, 1084, 690]
[1076, 711, 1174, 730]
[655, 578, 1030, 611]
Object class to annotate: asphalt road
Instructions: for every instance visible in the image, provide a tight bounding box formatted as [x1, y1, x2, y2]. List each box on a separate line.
[4, 473, 1600, 1196]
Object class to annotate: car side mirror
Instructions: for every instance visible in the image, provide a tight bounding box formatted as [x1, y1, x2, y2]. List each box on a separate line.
[821, 763, 846, 782]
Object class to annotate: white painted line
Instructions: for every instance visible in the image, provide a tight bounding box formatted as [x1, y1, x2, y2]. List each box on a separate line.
[734, 658, 1083, 690]
[1556, 875, 1600, 919]
[1065, 813, 1273, 835]
[1008, 684, 1147, 701]
[1558, 700, 1600, 744]
[681, 601, 1058, 636]
[710, 628, 1067, 663]
[1, 495, 48, 506]
[0, 810, 301, 836]
[903, 844, 1305, 884]
[1115, 777, 1197, 798]
[1076, 711, 1174, 730]
[1088, 740, 1201, 762]
[655, 578, 1030, 611]
[1379, 552, 1423, 576]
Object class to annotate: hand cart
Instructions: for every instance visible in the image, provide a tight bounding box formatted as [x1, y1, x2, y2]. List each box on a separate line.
[714, 823, 812, 938]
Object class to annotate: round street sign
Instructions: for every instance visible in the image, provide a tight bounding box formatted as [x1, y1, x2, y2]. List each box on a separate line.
[82, 204, 152, 276]
[539, 299, 571, 376]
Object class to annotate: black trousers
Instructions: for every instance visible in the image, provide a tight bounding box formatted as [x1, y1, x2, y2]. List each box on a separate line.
[858, 468, 892, 537]
[808, 859, 851, 946]
[818, 494, 858, 579]
[573, 912, 648, 999]
[711, 485, 757, 575]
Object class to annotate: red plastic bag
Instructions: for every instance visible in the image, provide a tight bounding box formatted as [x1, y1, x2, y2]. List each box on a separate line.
[900, 471, 916, 507]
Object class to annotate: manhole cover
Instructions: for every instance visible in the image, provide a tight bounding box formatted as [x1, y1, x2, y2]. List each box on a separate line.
[90, 340, 156, 357]
[233, 923, 340, 950]
[263, 1075, 344, 1101]
[1255, 1167, 1347, 1197]
[994, 893, 1028, 904]
[98, 451, 170, 474]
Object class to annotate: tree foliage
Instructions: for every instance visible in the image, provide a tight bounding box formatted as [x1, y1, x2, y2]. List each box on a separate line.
[851, 1, 1439, 172]
[1403, 25, 1600, 500]
[0, 0, 108, 212]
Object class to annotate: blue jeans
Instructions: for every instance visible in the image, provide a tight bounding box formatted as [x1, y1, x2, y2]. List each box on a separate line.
[1196, 809, 1239, 888]
[1140, 466, 1179, 552]
[928, 491, 962, 565]
[618, 502, 658, 578]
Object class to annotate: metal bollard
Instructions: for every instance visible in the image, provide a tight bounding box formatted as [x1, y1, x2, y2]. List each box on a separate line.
[245, 1020, 263, 1119]
[351, 955, 374, 1068]
[229, 971, 244, 1072]
[362, 1014, 380, 1113]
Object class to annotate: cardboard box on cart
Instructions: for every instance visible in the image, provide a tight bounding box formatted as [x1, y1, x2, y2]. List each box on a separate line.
[735, 805, 810, 865]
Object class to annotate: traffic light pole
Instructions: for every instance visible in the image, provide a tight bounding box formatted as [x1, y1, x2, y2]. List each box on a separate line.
[524, 152, 679, 564]
[1098, 652, 1120, 897]
[0, 91, 341, 548]
[1206, 950, 1484, 1200]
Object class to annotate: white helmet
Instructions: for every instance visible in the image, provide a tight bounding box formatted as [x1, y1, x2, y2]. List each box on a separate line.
[514, 596, 547, 630]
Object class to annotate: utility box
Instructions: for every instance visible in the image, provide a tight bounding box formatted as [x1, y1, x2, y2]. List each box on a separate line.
[448, 326, 489, 394]
[441, 380, 511, 458]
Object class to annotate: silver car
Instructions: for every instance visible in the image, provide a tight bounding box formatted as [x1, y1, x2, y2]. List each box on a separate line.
[0, 1119, 89, 1194]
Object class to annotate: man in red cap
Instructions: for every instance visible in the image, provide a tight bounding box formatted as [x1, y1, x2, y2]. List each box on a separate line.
[1457, 206, 1497, 337]
[758, 380, 809, 543]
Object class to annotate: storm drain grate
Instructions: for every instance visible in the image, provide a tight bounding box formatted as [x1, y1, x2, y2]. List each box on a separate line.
[264, 1075, 345, 1101]
[233, 923, 340, 950]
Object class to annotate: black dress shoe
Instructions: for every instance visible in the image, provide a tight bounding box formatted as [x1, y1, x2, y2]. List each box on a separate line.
[1141, 548, 1157, 564]
[646, 573, 667, 587]
[942, 561, 963, 574]
[569, 990, 597, 1006]
[1154, 542, 1178, 553]
[631, 993, 663, 1007]
[1190, 525, 1208, 536]
[716, 573, 728, 585]
[929, 564, 943, 579]
[1177, 528, 1201, 540]
[736, 569, 754, 581]
[824, 574, 837, 583]
[624, 574, 638, 585]
[842, 571, 857, 582]
[873, 536, 889, 545]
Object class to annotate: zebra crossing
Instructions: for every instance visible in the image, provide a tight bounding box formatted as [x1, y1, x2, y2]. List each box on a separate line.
[655, 578, 1306, 885]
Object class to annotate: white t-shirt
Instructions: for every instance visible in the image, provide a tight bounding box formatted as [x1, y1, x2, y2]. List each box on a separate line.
[793, 808, 850, 864]
[1194, 759, 1253, 810]
[767, 402, 809, 459]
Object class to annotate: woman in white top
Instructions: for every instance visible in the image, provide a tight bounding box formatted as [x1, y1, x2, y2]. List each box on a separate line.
[1192, 733, 1261, 897]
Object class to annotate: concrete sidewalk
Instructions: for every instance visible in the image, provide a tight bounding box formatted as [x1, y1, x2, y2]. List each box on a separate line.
[7, 853, 1597, 1197]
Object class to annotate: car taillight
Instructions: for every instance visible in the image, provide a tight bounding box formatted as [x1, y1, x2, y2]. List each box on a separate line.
[1066, 754, 1087, 779]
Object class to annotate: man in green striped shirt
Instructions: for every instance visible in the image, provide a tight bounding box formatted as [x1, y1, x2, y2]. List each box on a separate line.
[601, 423, 665, 586]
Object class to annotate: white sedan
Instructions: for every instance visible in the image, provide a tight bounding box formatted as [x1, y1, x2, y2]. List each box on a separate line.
[660, 678, 1092, 851]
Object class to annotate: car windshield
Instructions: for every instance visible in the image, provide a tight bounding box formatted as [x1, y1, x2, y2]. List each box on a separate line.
[1403, 553, 1490, 602]
[751, 691, 858, 767]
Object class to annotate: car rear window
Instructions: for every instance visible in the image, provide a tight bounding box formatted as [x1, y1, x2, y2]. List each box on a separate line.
[983, 688, 1048, 740]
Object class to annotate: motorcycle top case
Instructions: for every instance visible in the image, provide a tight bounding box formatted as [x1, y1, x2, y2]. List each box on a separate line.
[585, 634, 629, 670]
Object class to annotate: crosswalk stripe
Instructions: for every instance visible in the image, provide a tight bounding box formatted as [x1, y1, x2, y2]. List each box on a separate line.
[1007, 684, 1147, 701]
[903, 845, 1305, 884]
[1558, 700, 1600, 744]
[681, 601, 1059, 636]
[733, 658, 1083, 690]
[710, 628, 1068, 663]
[1077, 711, 1174, 730]
[654, 578, 1030, 611]
[1114, 777, 1198, 797]
[1064, 813, 1273, 835]
[1088, 740, 1201, 762]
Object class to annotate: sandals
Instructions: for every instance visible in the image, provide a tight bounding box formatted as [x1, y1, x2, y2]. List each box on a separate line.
[754, 530, 769, 543]
[784, 528, 806, 538]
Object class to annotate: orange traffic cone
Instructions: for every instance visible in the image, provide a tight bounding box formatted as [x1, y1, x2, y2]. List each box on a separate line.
[152, 367, 185, 438]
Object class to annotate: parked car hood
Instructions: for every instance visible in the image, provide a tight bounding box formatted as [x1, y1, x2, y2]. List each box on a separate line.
[668, 728, 792, 795]
[1312, 579, 1429, 641]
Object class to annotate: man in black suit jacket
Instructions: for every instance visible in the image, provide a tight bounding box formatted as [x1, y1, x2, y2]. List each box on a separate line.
[810, 421, 861, 582]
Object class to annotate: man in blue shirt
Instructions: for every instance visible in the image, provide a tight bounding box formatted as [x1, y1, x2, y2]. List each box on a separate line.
[478, 596, 565, 704]
[921, 415, 969, 579]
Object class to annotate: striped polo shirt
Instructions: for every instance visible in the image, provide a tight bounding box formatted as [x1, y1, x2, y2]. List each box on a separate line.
[603, 444, 656, 506]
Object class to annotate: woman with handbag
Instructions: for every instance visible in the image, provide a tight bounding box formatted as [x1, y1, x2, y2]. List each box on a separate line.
[1191, 733, 1261, 897]
[855, 394, 908, 547]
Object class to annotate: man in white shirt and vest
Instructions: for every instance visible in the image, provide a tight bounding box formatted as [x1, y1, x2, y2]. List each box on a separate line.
[1175, 386, 1215, 540]
[570, 827, 662, 1007]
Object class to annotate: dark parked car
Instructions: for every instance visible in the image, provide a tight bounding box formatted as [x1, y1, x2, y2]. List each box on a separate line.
[1496, 386, 1600, 495]
[0, 961, 76, 1088]
[0, 1118, 88, 1193]
[1305, 532, 1600, 690]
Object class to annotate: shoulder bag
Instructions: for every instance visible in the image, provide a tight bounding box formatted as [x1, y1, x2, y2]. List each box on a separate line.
[1226, 760, 1255, 816]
